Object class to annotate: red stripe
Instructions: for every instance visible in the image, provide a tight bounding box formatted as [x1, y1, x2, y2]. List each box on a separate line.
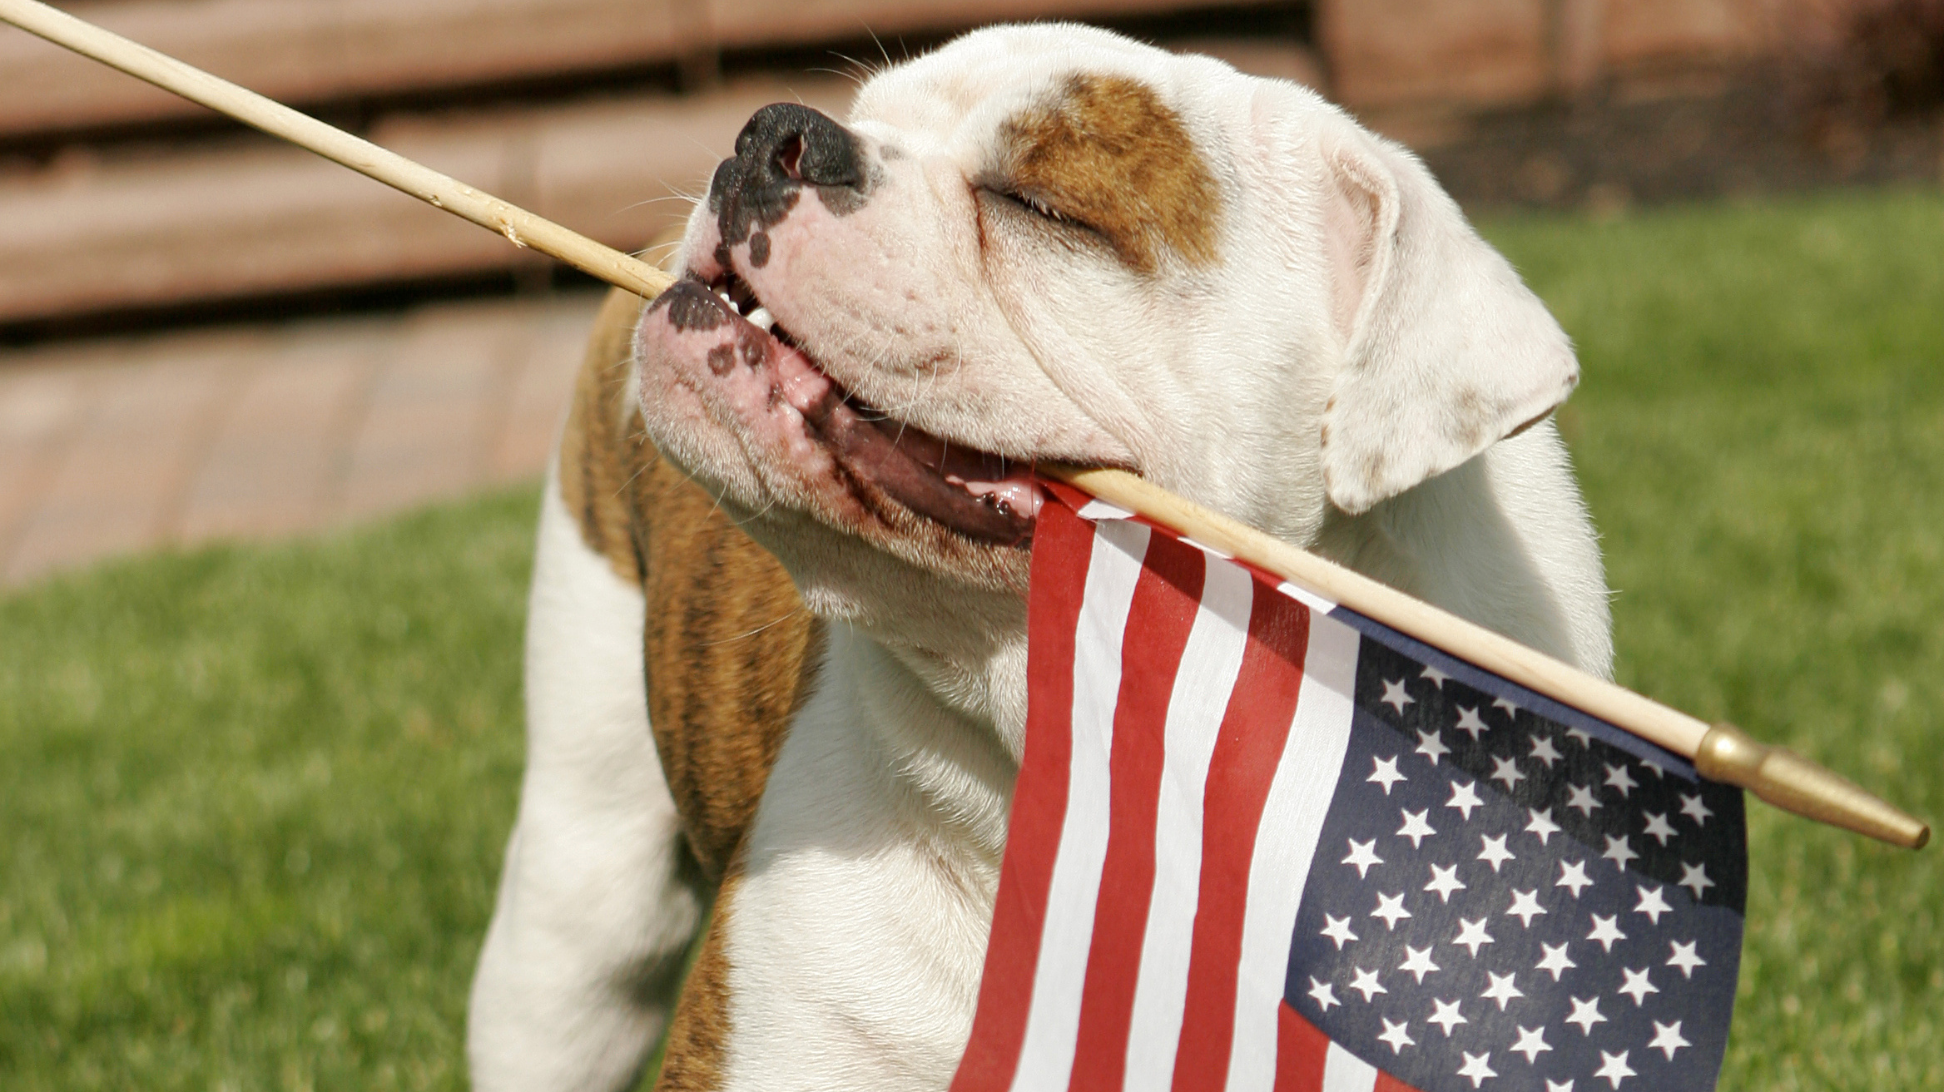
[1169, 582, 1312, 1092]
[950, 499, 1096, 1092]
[1068, 534, 1207, 1092]
[1275, 1006, 1423, 1092]
[1273, 1003, 1330, 1092]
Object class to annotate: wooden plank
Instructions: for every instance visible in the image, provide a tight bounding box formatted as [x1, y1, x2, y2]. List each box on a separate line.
[0, 0, 697, 137]
[0, 78, 852, 323]
[0, 32, 1318, 325]
[0, 0, 1255, 139]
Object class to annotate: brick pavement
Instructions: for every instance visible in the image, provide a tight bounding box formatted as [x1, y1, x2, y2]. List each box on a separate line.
[0, 289, 606, 587]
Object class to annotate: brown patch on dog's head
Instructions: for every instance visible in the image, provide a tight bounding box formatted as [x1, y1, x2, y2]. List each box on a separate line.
[1001, 73, 1221, 273]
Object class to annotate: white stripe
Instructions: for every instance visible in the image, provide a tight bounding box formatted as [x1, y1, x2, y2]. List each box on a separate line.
[1077, 498, 1135, 521]
[1321, 1041, 1381, 1092]
[1120, 559, 1258, 1092]
[1010, 518, 1151, 1092]
[1224, 612, 1362, 1092]
[1276, 579, 1336, 616]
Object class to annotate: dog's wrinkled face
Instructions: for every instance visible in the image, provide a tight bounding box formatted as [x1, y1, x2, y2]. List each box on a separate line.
[635, 24, 1578, 645]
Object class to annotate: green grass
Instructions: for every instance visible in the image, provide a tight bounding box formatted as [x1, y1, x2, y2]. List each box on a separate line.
[2, 187, 1942, 1088]
[0, 492, 537, 1089]
[1482, 189, 1944, 1089]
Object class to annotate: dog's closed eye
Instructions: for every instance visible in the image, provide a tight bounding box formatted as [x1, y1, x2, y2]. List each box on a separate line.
[986, 186, 1069, 224]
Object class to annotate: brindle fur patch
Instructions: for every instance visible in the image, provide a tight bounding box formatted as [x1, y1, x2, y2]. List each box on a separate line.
[1002, 73, 1221, 273]
[563, 288, 823, 883]
[654, 864, 742, 1092]
[561, 287, 824, 1088]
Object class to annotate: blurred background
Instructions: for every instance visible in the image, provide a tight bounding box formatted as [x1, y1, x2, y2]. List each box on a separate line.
[2, 0, 1941, 582]
[3, 2, 1943, 1090]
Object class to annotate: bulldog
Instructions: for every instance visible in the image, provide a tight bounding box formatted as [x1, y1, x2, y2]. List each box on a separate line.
[466, 22, 1613, 1092]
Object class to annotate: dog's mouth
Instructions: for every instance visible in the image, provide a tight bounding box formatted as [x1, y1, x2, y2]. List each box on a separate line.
[671, 270, 1044, 547]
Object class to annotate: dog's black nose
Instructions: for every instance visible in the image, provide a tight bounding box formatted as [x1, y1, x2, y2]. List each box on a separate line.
[709, 104, 871, 263]
[735, 103, 866, 190]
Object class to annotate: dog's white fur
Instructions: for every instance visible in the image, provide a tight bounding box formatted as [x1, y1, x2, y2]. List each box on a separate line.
[470, 23, 1610, 1090]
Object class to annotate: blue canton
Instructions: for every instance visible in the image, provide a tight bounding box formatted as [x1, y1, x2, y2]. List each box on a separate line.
[1286, 621, 1746, 1092]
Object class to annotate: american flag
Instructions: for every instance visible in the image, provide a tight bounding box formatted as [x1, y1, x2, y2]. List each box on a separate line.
[950, 483, 1747, 1092]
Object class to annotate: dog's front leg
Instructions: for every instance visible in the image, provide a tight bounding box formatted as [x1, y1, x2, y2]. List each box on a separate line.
[664, 628, 1015, 1090]
[468, 477, 706, 1092]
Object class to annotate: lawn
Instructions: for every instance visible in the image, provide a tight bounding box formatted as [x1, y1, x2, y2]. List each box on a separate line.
[3, 187, 1942, 1089]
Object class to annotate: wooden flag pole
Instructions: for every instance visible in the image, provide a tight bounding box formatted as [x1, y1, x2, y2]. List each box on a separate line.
[4, 0, 1926, 849]
[1052, 466, 1928, 849]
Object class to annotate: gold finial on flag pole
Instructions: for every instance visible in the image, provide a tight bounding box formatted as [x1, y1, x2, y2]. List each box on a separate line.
[4, 0, 1926, 849]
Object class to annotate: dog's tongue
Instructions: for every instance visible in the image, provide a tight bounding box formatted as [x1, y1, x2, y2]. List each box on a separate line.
[779, 352, 1039, 545]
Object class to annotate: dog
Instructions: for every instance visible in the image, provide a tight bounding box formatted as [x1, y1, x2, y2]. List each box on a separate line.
[466, 22, 1613, 1091]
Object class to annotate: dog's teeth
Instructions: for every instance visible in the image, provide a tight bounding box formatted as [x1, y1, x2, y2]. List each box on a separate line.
[717, 290, 735, 307]
[747, 306, 775, 331]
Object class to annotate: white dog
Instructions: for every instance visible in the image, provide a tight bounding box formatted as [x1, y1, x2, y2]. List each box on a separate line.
[467, 23, 1612, 1091]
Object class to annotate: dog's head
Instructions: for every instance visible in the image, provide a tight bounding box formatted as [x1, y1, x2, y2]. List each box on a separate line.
[635, 24, 1577, 648]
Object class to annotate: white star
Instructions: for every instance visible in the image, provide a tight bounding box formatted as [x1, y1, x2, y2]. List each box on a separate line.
[1642, 812, 1677, 846]
[1478, 834, 1516, 872]
[1321, 914, 1359, 950]
[1556, 859, 1594, 897]
[1565, 726, 1594, 747]
[1415, 728, 1451, 765]
[1371, 891, 1413, 930]
[1490, 756, 1527, 791]
[1566, 783, 1602, 816]
[1681, 792, 1713, 826]
[1452, 917, 1494, 957]
[1641, 756, 1667, 779]
[1510, 1025, 1553, 1063]
[1381, 678, 1415, 713]
[1455, 706, 1490, 740]
[1399, 944, 1441, 983]
[1425, 863, 1467, 903]
[1447, 780, 1485, 820]
[1566, 995, 1607, 1035]
[1679, 862, 1714, 901]
[1649, 1020, 1691, 1060]
[1307, 976, 1339, 1012]
[1427, 997, 1467, 1036]
[1493, 696, 1521, 717]
[1421, 665, 1450, 688]
[1667, 940, 1707, 978]
[1368, 755, 1407, 795]
[1398, 808, 1437, 848]
[1343, 838, 1384, 878]
[1481, 971, 1523, 1010]
[1348, 966, 1387, 1001]
[1536, 941, 1576, 981]
[1506, 888, 1548, 927]
[1587, 913, 1627, 952]
[1634, 884, 1673, 925]
[1602, 834, 1639, 871]
[1377, 1017, 1415, 1054]
[1617, 966, 1659, 1006]
[1604, 762, 1638, 798]
[1457, 1051, 1497, 1088]
[1529, 735, 1562, 768]
[1526, 807, 1562, 845]
[1548, 1082, 1577, 1092]
[1594, 1050, 1636, 1089]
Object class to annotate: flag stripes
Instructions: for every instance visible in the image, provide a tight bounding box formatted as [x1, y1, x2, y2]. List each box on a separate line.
[953, 491, 1365, 1092]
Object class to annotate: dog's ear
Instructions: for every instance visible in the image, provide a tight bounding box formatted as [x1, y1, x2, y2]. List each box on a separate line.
[1314, 121, 1578, 515]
